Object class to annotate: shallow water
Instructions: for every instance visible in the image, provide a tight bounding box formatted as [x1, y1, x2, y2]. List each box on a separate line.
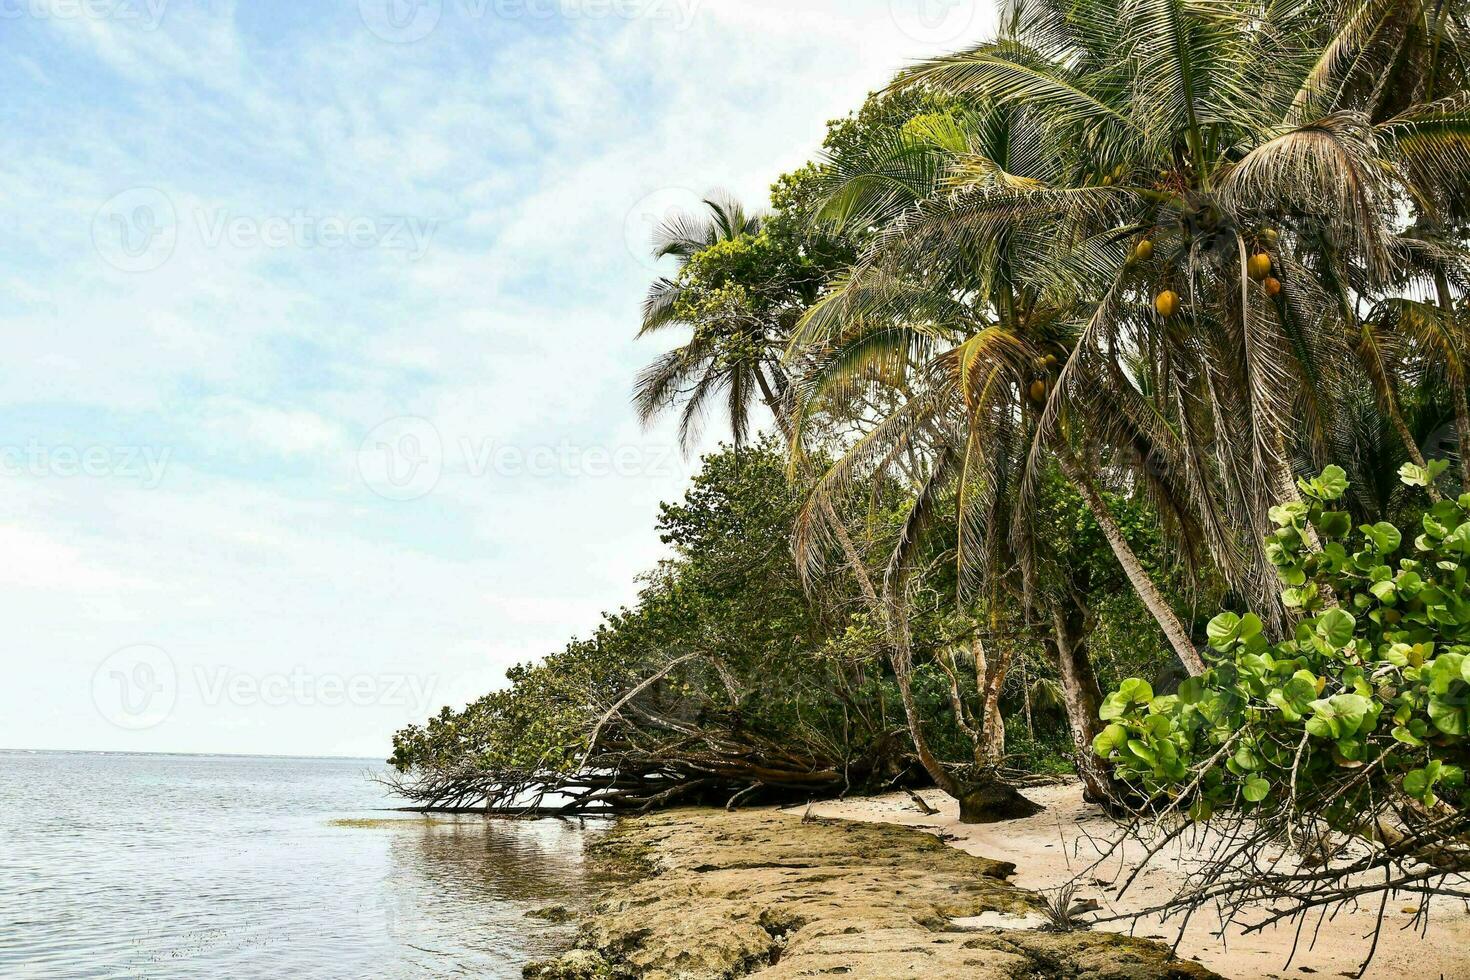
[0, 751, 607, 978]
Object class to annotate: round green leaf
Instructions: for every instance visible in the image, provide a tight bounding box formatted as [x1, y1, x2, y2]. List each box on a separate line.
[1315, 609, 1356, 649]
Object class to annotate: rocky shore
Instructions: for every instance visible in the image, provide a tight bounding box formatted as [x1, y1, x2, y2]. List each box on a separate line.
[524, 806, 1219, 979]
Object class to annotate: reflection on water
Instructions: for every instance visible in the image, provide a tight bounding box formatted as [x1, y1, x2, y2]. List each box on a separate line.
[0, 751, 608, 979]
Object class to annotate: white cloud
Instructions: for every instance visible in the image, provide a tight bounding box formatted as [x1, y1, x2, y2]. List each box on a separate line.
[192, 398, 346, 459]
[0, 0, 998, 757]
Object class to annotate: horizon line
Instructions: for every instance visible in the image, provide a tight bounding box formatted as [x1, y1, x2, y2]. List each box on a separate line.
[2, 747, 387, 763]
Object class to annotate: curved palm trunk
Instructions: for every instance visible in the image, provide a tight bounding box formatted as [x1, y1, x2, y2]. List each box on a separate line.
[1050, 602, 1114, 804]
[884, 590, 961, 799]
[831, 501, 973, 804]
[760, 365, 1036, 819]
[1374, 386, 1442, 502]
[856, 514, 1026, 814]
[974, 630, 1008, 768]
[1454, 392, 1470, 492]
[755, 365, 958, 797]
[1386, 400, 1432, 472]
[808, 491, 975, 805]
[1358, 332, 1441, 502]
[1434, 275, 1470, 490]
[1055, 449, 1206, 676]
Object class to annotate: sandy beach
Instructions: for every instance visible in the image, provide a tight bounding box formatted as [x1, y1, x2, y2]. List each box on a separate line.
[527, 804, 1218, 979]
[526, 787, 1470, 979]
[814, 784, 1470, 980]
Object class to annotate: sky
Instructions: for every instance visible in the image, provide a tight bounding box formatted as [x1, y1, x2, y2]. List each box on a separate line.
[0, 0, 996, 758]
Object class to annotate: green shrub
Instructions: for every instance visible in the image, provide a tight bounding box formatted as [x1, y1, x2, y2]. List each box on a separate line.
[1095, 461, 1469, 822]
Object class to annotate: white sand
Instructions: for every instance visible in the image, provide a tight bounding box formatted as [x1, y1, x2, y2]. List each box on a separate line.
[813, 783, 1470, 979]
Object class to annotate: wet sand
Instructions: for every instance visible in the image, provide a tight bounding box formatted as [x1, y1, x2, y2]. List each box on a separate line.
[525, 804, 1219, 979]
[813, 783, 1470, 980]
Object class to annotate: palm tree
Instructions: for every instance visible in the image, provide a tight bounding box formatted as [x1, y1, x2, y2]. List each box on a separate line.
[788, 99, 1209, 676]
[631, 190, 1039, 817]
[861, 0, 1470, 619]
[781, 0, 1470, 802]
[633, 193, 772, 450]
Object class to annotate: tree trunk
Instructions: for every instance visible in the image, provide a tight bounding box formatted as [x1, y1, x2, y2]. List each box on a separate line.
[1366, 354, 1438, 500]
[1021, 657, 1035, 740]
[974, 632, 1008, 767]
[958, 780, 1043, 823]
[884, 590, 960, 799]
[1388, 403, 1434, 477]
[885, 592, 1040, 820]
[1434, 274, 1470, 490]
[760, 363, 1035, 818]
[1050, 603, 1115, 804]
[758, 362, 962, 800]
[1055, 449, 1205, 676]
[1453, 384, 1470, 493]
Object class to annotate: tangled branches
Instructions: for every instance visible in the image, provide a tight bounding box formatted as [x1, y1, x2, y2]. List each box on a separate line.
[384, 639, 908, 816]
[1090, 461, 1470, 972]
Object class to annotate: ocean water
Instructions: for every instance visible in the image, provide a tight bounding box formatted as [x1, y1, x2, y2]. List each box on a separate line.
[0, 751, 608, 979]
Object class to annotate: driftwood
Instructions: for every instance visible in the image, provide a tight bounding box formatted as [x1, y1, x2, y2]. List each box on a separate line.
[379, 730, 857, 816]
[380, 651, 907, 815]
[1065, 752, 1470, 978]
[906, 789, 940, 815]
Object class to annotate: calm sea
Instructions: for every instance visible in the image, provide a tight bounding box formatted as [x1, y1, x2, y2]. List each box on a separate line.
[0, 751, 608, 979]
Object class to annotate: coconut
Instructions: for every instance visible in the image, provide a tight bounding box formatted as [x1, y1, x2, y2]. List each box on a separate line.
[1247, 252, 1273, 280]
[1133, 238, 1154, 261]
[1028, 380, 1047, 403]
[1263, 276, 1282, 297]
[1155, 290, 1180, 317]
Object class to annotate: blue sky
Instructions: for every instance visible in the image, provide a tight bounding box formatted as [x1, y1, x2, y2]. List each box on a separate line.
[0, 0, 993, 757]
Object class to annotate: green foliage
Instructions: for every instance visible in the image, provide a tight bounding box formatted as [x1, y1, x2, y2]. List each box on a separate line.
[391, 441, 899, 781]
[1097, 462, 1470, 818]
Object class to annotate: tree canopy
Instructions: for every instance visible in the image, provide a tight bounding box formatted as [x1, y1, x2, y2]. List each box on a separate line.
[392, 0, 1470, 965]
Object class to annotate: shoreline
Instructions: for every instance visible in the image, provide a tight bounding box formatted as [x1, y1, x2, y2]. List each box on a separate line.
[525, 785, 1470, 979]
[525, 802, 1220, 979]
[814, 784, 1470, 980]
